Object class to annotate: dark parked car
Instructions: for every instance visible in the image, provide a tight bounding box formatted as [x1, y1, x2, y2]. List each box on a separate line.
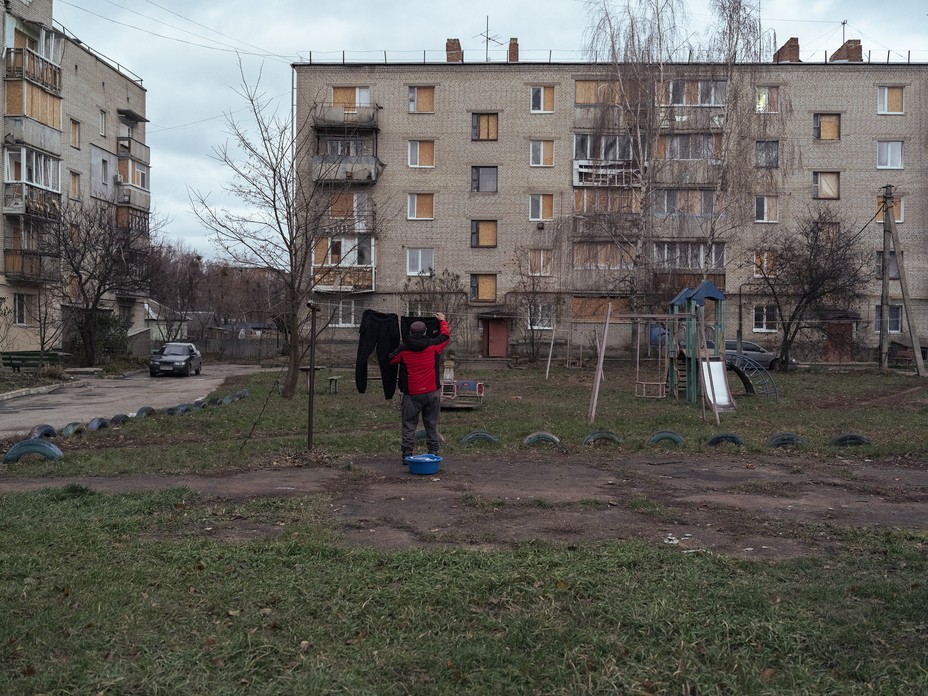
[149, 342, 202, 377]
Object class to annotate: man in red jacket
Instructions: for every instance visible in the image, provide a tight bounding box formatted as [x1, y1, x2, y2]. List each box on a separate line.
[389, 313, 450, 462]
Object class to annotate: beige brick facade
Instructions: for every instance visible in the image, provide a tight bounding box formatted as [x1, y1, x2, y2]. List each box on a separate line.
[295, 40, 926, 363]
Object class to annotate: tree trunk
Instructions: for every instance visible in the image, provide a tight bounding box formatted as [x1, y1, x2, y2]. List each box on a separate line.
[79, 324, 96, 367]
[279, 305, 302, 399]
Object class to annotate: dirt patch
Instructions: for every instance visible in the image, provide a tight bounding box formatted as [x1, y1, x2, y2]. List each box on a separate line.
[2, 450, 926, 559]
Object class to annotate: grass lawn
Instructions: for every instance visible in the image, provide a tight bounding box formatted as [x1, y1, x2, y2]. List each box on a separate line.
[1, 364, 927, 693]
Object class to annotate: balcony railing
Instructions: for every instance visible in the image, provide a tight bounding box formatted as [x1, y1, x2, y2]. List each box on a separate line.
[312, 266, 374, 292]
[573, 160, 638, 187]
[116, 136, 151, 164]
[3, 248, 56, 283]
[117, 185, 151, 210]
[3, 183, 61, 220]
[311, 104, 379, 130]
[6, 116, 62, 155]
[5, 48, 62, 93]
[311, 155, 384, 184]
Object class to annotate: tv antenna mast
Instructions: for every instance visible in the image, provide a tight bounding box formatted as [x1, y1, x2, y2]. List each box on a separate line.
[475, 16, 504, 62]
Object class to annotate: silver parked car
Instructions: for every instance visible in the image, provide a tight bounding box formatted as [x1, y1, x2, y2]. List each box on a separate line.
[680, 339, 797, 371]
[149, 342, 202, 377]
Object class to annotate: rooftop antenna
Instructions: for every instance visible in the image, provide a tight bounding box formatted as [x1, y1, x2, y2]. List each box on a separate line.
[841, 19, 847, 43]
[475, 16, 504, 62]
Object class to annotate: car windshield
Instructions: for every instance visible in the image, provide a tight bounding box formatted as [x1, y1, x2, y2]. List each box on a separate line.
[162, 344, 188, 356]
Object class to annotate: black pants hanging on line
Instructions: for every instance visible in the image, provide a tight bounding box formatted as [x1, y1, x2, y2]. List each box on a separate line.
[355, 310, 400, 399]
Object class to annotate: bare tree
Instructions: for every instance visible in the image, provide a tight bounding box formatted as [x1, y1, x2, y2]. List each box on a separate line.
[147, 240, 205, 341]
[190, 65, 387, 398]
[749, 207, 871, 369]
[51, 197, 151, 366]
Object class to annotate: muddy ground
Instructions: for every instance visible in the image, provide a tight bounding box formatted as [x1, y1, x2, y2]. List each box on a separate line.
[3, 448, 926, 559]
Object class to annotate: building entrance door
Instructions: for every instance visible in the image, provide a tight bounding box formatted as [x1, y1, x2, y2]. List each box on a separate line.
[481, 319, 509, 358]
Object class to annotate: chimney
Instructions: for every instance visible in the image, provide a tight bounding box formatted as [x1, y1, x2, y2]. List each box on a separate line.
[446, 38, 463, 63]
[829, 39, 863, 63]
[508, 38, 519, 63]
[773, 37, 800, 63]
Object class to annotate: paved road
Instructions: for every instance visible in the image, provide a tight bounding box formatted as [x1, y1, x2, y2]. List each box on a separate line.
[0, 364, 272, 439]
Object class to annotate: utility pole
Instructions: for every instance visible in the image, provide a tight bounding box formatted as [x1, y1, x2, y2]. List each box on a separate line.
[880, 185, 925, 376]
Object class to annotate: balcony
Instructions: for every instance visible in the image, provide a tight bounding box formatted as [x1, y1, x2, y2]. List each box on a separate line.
[654, 160, 723, 186]
[573, 160, 638, 187]
[311, 104, 379, 131]
[116, 206, 150, 236]
[3, 183, 61, 220]
[3, 248, 56, 284]
[5, 48, 62, 93]
[6, 116, 61, 155]
[116, 137, 151, 164]
[657, 107, 726, 132]
[117, 185, 151, 210]
[311, 155, 384, 184]
[312, 266, 374, 292]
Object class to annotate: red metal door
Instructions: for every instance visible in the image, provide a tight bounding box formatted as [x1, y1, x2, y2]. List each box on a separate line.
[482, 319, 509, 358]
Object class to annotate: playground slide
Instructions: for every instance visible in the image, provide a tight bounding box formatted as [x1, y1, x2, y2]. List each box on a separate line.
[699, 356, 735, 411]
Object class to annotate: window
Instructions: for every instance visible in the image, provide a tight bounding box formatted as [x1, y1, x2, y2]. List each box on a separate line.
[877, 86, 903, 114]
[574, 188, 640, 215]
[530, 140, 554, 167]
[471, 220, 497, 248]
[813, 113, 840, 140]
[876, 195, 904, 223]
[470, 274, 497, 302]
[573, 241, 635, 270]
[875, 305, 902, 333]
[755, 140, 779, 168]
[529, 193, 553, 221]
[69, 171, 80, 199]
[876, 251, 900, 280]
[653, 242, 724, 270]
[313, 236, 372, 267]
[471, 166, 498, 192]
[408, 86, 435, 113]
[406, 248, 434, 276]
[528, 248, 552, 276]
[408, 140, 435, 167]
[70, 119, 80, 148]
[698, 80, 727, 106]
[575, 80, 621, 105]
[574, 133, 632, 161]
[327, 139, 362, 156]
[530, 85, 554, 113]
[13, 293, 28, 324]
[99, 110, 106, 136]
[4, 147, 61, 191]
[528, 303, 554, 331]
[471, 113, 498, 141]
[877, 141, 903, 169]
[754, 250, 776, 277]
[332, 86, 370, 113]
[755, 86, 779, 113]
[653, 189, 715, 217]
[812, 172, 839, 200]
[407, 193, 434, 219]
[659, 133, 720, 161]
[753, 304, 778, 332]
[333, 299, 363, 327]
[101, 158, 108, 187]
[755, 195, 778, 223]
[132, 162, 149, 190]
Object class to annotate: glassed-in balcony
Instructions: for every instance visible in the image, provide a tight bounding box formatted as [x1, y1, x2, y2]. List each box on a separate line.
[3, 183, 61, 220]
[312, 266, 374, 292]
[3, 248, 56, 284]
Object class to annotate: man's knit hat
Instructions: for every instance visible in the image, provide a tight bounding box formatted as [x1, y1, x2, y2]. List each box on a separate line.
[410, 321, 427, 334]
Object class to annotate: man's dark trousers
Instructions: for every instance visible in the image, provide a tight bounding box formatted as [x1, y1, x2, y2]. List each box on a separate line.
[401, 391, 440, 455]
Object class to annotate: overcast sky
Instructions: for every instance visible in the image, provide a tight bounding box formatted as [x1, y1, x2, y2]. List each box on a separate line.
[53, 0, 928, 258]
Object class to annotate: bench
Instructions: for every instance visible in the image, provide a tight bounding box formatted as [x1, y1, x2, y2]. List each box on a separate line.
[0, 351, 69, 373]
[891, 348, 915, 367]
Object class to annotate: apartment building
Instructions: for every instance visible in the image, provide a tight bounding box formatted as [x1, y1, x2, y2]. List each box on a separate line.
[1, 0, 150, 354]
[294, 37, 926, 362]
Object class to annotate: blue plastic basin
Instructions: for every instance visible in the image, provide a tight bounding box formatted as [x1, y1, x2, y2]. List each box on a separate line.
[405, 453, 442, 475]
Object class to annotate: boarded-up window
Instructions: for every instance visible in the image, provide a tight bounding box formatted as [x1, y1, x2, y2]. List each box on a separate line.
[529, 193, 554, 220]
[530, 140, 554, 166]
[409, 86, 435, 113]
[570, 296, 631, 322]
[574, 188, 640, 214]
[573, 242, 634, 270]
[408, 140, 434, 167]
[755, 86, 779, 113]
[471, 113, 498, 140]
[575, 80, 597, 105]
[878, 86, 903, 114]
[528, 249, 551, 276]
[408, 193, 434, 219]
[471, 220, 497, 247]
[69, 171, 80, 199]
[313, 239, 329, 265]
[470, 274, 497, 302]
[755, 195, 778, 222]
[332, 86, 356, 112]
[754, 250, 775, 277]
[876, 195, 903, 223]
[814, 113, 840, 140]
[330, 192, 354, 218]
[70, 119, 80, 148]
[530, 85, 554, 112]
